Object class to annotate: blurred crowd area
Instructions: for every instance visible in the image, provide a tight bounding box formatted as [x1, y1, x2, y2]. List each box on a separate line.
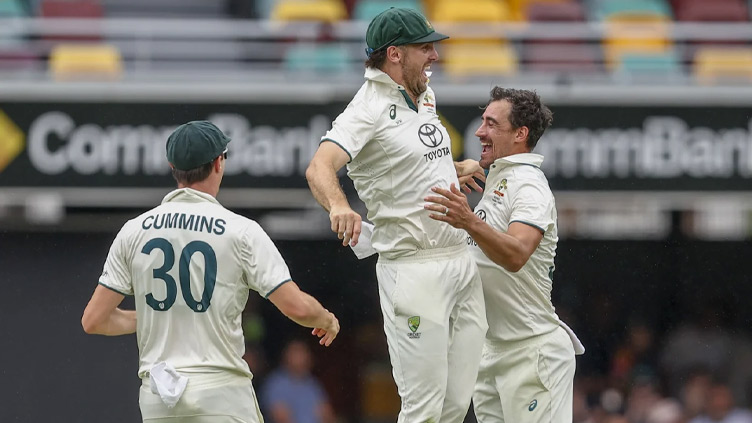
[1, 0, 752, 84]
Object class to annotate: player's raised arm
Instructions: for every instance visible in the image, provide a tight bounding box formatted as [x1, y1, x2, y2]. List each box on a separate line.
[306, 141, 362, 247]
[267, 281, 340, 346]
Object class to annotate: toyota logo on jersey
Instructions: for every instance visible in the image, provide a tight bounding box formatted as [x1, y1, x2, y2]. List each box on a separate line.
[418, 123, 443, 148]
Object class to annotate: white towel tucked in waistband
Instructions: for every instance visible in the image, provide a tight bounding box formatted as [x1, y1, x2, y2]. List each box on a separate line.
[559, 320, 585, 355]
[149, 361, 188, 408]
[350, 222, 377, 259]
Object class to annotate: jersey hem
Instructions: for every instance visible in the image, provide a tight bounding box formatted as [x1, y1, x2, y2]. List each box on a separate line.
[98, 281, 131, 296]
[509, 220, 546, 234]
[264, 278, 292, 299]
[320, 138, 353, 162]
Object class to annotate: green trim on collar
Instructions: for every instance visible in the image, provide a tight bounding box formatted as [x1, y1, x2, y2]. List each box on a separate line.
[399, 89, 418, 112]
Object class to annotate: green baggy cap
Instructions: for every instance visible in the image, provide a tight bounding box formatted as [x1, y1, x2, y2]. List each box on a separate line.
[365, 7, 449, 56]
[166, 120, 230, 171]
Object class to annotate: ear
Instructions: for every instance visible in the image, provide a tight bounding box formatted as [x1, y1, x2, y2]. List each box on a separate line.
[516, 126, 530, 144]
[213, 157, 222, 173]
[386, 45, 402, 64]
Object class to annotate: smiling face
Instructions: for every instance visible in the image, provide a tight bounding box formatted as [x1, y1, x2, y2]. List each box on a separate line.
[398, 42, 438, 99]
[475, 100, 529, 169]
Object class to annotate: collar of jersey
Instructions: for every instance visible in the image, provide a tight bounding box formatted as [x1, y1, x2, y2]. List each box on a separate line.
[364, 67, 423, 112]
[161, 187, 221, 205]
[491, 153, 544, 170]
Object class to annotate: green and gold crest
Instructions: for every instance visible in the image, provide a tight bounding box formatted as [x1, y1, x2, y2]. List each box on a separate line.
[408, 316, 420, 333]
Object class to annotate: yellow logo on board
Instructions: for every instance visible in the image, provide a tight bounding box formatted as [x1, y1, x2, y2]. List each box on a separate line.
[0, 109, 24, 173]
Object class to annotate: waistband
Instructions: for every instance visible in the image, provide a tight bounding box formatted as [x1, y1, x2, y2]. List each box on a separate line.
[484, 326, 564, 353]
[378, 243, 467, 263]
[141, 370, 252, 390]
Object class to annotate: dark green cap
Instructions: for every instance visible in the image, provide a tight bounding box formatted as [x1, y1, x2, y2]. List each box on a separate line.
[365, 8, 448, 56]
[166, 121, 230, 171]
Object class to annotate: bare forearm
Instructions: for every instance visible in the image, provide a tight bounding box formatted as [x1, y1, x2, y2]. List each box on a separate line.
[286, 292, 335, 330]
[306, 160, 350, 213]
[467, 220, 530, 272]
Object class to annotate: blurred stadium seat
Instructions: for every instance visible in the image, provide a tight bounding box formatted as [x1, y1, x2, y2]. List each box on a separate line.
[284, 42, 352, 72]
[693, 46, 752, 84]
[593, 0, 673, 21]
[526, 1, 586, 21]
[616, 50, 682, 76]
[353, 0, 424, 21]
[508, 0, 570, 21]
[40, 0, 102, 18]
[442, 42, 518, 77]
[0, 0, 27, 16]
[101, 0, 230, 18]
[272, 0, 348, 22]
[673, 0, 748, 22]
[603, 17, 673, 70]
[431, 0, 510, 23]
[49, 43, 122, 80]
[525, 42, 601, 73]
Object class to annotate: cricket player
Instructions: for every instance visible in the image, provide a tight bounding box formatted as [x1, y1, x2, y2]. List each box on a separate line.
[305, 7, 487, 423]
[425, 88, 583, 423]
[82, 121, 340, 423]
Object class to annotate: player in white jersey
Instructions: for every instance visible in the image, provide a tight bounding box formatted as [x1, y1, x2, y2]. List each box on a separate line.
[306, 7, 487, 423]
[82, 121, 340, 423]
[425, 88, 584, 423]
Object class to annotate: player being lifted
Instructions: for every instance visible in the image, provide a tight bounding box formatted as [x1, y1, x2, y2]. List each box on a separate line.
[306, 7, 487, 423]
[82, 121, 339, 423]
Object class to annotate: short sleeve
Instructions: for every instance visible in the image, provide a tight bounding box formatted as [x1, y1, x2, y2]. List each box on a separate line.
[509, 180, 555, 234]
[99, 223, 134, 296]
[240, 221, 293, 298]
[320, 90, 376, 161]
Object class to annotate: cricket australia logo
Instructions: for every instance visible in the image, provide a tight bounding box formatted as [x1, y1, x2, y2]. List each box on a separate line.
[407, 316, 421, 339]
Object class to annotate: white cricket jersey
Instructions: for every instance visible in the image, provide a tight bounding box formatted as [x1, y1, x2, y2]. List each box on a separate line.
[99, 188, 291, 379]
[469, 153, 560, 342]
[321, 67, 465, 258]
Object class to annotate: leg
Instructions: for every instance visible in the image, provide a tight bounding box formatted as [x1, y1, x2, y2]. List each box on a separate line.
[377, 261, 454, 423]
[472, 345, 505, 423]
[441, 261, 487, 423]
[499, 328, 576, 423]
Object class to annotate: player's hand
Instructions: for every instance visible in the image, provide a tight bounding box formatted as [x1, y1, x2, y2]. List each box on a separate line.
[312, 312, 340, 347]
[455, 159, 485, 193]
[424, 183, 479, 230]
[329, 205, 362, 247]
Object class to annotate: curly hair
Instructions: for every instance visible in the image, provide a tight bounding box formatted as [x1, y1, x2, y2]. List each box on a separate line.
[364, 47, 388, 69]
[487, 87, 553, 150]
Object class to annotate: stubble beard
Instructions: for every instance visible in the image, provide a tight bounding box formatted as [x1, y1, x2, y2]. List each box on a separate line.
[401, 57, 427, 99]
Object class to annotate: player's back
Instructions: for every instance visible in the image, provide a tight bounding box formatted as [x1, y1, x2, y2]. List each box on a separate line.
[122, 188, 262, 379]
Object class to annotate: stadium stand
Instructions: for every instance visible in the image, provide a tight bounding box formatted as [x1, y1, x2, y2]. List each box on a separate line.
[526, 1, 586, 21]
[271, 0, 348, 22]
[353, 0, 424, 21]
[48, 43, 122, 80]
[673, 0, 748, 21]
[693, 46, 752, 83]
[0, 0, 26, 17]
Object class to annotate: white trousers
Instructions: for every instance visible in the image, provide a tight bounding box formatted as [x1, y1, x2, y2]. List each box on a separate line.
[377, 244, 488, 423]
[473, 326, 576, 423]
[139, 372, 263, 423]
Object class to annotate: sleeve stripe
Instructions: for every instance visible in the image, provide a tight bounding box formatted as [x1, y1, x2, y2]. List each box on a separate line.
[510, 220, 546, 234]
[320, 138, 353, 162]
[264, 278, 292, 299]
[98, 281, 131, 296]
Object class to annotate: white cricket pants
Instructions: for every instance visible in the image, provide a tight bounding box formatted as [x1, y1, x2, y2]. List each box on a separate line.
[377, 244, 488, 423]
[473, 326, 576, 423]
[139, 372, 263, 423]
